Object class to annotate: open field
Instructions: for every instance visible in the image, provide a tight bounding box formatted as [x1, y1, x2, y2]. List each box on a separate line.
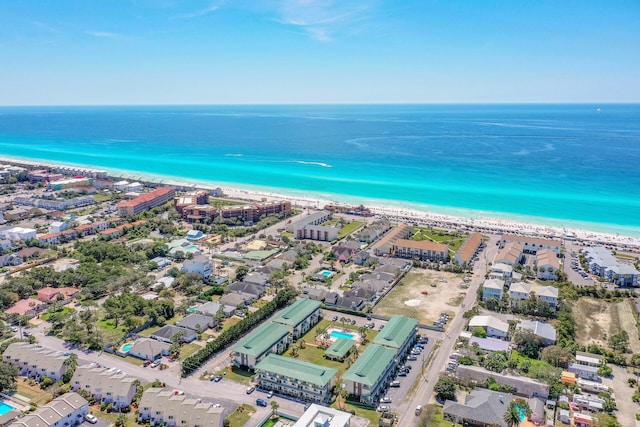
[227, 404, 255, 427]
[573, 298, 640, 353]
[374, 269, 466, 325]
[411, 228, 468, 255]
[338, 221, 365, 238]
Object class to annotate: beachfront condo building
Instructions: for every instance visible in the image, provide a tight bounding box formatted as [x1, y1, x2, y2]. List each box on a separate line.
[583, 246, 640, 287]
[287, 210, 339, 241]
[454, 232, 483, 265]
[255, 354, 337, 403]
[117, 186, 176, 216]
[343, 344, 397, 405]
[180, 200, 291, 224]
[393, 239, 449, 262]
[232, 322, 291, 369]
[499, 234, 562, 255]
[371, 223, 413, 256]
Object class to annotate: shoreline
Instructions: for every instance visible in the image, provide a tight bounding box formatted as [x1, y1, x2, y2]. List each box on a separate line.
[2, 155, 640, 248]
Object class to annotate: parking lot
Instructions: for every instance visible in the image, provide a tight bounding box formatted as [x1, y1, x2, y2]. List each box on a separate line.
[564, 248, 595, 286]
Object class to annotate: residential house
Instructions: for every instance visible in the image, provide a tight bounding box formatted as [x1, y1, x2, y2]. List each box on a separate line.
[181, 255, 213, 280]
[9, 392, 88, 427]
[508, 282, 531, 307]
[243, 272, 269, 286]
[0, 227, 37, 241]
[494, 242, 524, 267]
[343, 344, 397, 405]
[335, 296, 365, 311]
[151, 325, 197, 343]
[228, 281, 265, 299]
[196, 301, 236, 318]
[468, 316, 509, 340]
[353, 251, 371, 266]
[16, 247, 45, 259]
[36, 286, 80, 303]
[443, 389, 513, 427]
[302, 288, 328, 302]
[575, 351, 605, 367]
[482, 278, 504, 301]
[516, 321, 557, 346]
[324, 292, 339, 306]
[255, 354, 337, 403]
[71, 365, 137, 410]
[3, 343, 68, 382]
[490, 263, 513, 280]
[5, 298, 46, 318]
[344, 287, 376, 302]
[272, 298, 322, 339]
[536, 249, 560, 280]
[454, 365, 550, 398]
[138, 388, 224, 427]
[176, 314, 215, 332]
[293, 404, 351, 427]
[127, 338, 170, 361]
[219, 292, 252, 308]
[233, 322, 291, 369]
[468, 337, 511, 354]
[499, 235, 562, 255]
[537, 285, 559, 308]
[359, 272, 394, 284]
[0, 254, 22, 267]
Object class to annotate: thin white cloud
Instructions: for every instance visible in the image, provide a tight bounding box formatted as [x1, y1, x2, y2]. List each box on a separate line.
[275, 0, 375, 41]
[175, 3, 221, 19]
[85, 31, 125, 39]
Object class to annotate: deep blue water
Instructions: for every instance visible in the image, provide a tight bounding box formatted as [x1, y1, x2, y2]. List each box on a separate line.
[0, 104, 639, 234]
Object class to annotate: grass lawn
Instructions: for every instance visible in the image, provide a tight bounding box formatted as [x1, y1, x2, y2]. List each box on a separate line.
[332, 400, 379, 425]
[283, 344, 347, 375]
[412, 227, 468, 254]
[510, 351, 560, 380]
[425, 404, 462, 427]
[15, 379, 52, 406]
[338, 221, 365, 238]
[96, 319, 126, 344]
[226, 404, 255, 427]
[41, 307, 74, 321]
[136, 325, 161, 337]
[104, 352, 145, 366]
[93, 409, 137, 427]
[222, 317, 242, 331]
[180, 342, 202, 359]
[216, 366, 255, 385]
[210, 198, 246, 207]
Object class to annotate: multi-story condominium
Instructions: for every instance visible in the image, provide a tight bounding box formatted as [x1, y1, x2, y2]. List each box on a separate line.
[9, 392, 89, 427]
[583, 246, 640, 287]
[256, 354, 337, 403]
[287, 210, 338, 241]
[70, 365, 137, 410]
[14, 195, 95, 211]
[536, 249, 560, 280]
[372, 315, 417, 357]
[181, 255, 213, 279]
[180, 200, 290, 224]
[293, 404, 351, 427]
[272, 298, 321, 340]
[27, 169, 64, 183]
[508, 282, 531, 307]
[482, 278, 504, 301]
[499, 234, 562, 255]
[493, 242, 523, 266]
[3, 343, 68, 382]
[371, 224, 413, 256]
[454, 232, 483, 265]
[117, 186, 176, 216]
[393, 239, 449, 262]
[357, 219, 391, 243]
[174, 191, 210, 213]
[181, 204, 217, 223]
[0, 226, 37, 242]
[468, 316, 509, 340]
[138, 388, 224, 427]
[343, 344, 397, 405]
[233, 322, 291, 369]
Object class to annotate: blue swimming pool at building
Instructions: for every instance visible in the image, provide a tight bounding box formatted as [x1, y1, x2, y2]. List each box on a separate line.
[0, 401, 16, 415]
[320, 270, 334, 277]
[122, 343, 133, 352]
[330, 331, 354, 340]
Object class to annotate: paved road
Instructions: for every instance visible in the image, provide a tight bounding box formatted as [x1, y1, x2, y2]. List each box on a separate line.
[396, 234, 500, 427]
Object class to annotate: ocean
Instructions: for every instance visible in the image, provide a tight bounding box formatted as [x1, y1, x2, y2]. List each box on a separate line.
[1, 104, 639, 235]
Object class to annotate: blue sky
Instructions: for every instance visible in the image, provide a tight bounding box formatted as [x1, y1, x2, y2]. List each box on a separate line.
[1, 0, 639, 104]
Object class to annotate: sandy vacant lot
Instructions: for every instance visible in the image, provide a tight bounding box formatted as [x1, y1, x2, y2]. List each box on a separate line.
[573, 298, 640, 354]
[374, 268, 467, 326]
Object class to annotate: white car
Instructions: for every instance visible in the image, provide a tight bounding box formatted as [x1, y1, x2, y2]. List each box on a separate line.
[85, 414, 98, 424]
[380, 396, 392, 404]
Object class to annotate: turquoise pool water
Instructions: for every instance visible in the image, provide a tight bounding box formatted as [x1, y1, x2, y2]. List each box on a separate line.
[320, 270, 334, 277]
[330, 331, 354, 340]
[0, 401, 16, 415]
[187, 245, 197, 250]
[122, 343, 133, 352]
[515, 405, 526, 422]
[187, 306, 199, 313]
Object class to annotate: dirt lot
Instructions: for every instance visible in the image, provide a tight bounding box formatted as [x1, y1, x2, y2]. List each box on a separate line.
[373, 268, 467, 325]
[573, 297, 640, 353]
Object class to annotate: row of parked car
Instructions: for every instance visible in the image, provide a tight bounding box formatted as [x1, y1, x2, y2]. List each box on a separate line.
[433, 312, 449, 328]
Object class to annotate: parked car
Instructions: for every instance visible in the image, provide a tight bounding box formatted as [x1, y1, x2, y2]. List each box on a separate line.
[246, 386, 256, 394]
[150, 360, 160, 368]
[407, 355, 418, 361]
[376, 405, 390, 413]
[256, 398, 268, 407]
[351, 320, 356, 325]
[211, 375, 222, 382]
[85, 414, 98, 424]
[390, 381, 401, 387]
[267, 391, 274, 398]
[380, 396, 392, 404]
[143, 360, 152, 367]
[397, 371, 408, 377]
[415, 405, 423, 416]
[332, 316, 338, 321]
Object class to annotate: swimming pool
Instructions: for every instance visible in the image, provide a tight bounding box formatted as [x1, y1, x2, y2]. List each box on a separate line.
[320, 270, 335, 278]
[122, 343, 133, 352]
[330, 330, 354, 340]
[187, 245, 197, 251]
[515, 404, 526, 422]
[187, 306, 199, 313]
[0, 401, 16, 415]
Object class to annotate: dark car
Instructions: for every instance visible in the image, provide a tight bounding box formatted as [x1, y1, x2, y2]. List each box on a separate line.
[256, 398, 268, 407]
[397, 371, 408, 377]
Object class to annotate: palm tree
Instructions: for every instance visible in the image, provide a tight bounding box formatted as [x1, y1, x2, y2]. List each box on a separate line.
[503, 404, 521, 427]
[270, 400, 279, 418]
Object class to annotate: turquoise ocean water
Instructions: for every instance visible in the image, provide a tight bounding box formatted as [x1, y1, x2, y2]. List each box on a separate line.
[0, 104, 639, 235]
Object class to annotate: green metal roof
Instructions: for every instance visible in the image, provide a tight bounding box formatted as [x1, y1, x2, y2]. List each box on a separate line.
[343, 344, 396, 387]
[324, 338, 355, 359]
[256, 354, 337, 386]
[273, 298, 320, 327]
[372, 315, 417, 349]
[233, 322, 290, 358]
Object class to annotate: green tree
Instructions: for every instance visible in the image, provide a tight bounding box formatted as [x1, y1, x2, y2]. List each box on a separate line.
[503, 403, 522, 427]
[471, 327, 487, 338]
[512, 329, 543, 359]
[235, 265, 249, 281]
[608, 331, 629, 353]
[434, 376, 456, 401]
[115, 414, 127, 427]
[598, 365, 613, 377]
[540, 346, 572, 368]
[270, 400, 279, 417]
[484, 351, 508, 373]
[0, 361, 19, 392]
